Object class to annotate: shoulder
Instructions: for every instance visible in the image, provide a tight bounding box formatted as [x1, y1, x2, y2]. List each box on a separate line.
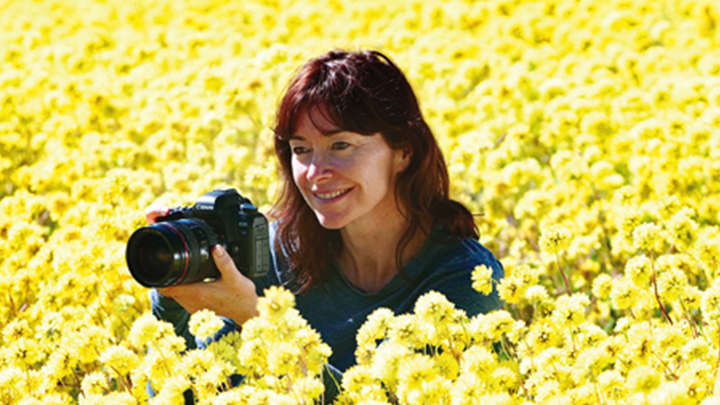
[408, 227, 504, 316]
[423, 226, 504, 281]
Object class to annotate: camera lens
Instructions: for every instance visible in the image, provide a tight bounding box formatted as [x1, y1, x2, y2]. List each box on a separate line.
[126, 219, 219, 287]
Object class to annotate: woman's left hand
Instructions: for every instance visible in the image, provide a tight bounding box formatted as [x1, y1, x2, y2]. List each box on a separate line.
[157, 245, 259, 326]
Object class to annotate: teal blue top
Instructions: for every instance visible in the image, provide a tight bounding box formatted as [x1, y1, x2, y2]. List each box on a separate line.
[150, 222, 503, 399]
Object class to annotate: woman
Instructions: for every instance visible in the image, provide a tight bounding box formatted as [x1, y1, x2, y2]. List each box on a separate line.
[148, 49, 504, 394]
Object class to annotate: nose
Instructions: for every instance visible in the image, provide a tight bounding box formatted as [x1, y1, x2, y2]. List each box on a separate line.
[306, 152, 333, 183]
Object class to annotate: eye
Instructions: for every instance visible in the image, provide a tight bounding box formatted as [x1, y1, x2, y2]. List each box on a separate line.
[332, 141, 350, 150]
[291, 145, 310, 155]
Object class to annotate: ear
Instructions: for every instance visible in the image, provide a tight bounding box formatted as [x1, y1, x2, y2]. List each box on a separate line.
[394, 145, 412, 173]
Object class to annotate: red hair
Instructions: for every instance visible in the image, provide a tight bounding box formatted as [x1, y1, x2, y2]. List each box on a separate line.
[270, 50, 478, 292]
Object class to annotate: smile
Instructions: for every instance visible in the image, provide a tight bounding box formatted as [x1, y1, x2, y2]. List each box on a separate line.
[314, 188, 352, 200]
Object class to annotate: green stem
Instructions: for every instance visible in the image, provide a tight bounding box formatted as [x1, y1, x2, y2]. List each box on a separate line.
[649, 255, 673, 325]
[555, 252, 572, 296]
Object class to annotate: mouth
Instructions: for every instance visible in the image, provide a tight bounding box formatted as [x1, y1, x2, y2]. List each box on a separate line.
[313, 188, 352, 201]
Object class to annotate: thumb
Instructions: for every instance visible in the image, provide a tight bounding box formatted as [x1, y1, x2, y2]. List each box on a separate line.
[212, 245, 238, 278]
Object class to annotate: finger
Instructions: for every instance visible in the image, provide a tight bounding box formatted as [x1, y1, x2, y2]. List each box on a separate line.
[212, 245, 240, 279]
[145, 204, 170, 224]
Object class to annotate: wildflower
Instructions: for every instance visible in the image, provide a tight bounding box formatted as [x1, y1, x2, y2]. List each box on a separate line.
[435, 351, 460, 380]
[628, 365, 661, 394]
[682, 338, 710, 362]
[632, 222, 663, 252]
[370, 340, 409, 388]
[625, 254, 652, 287]
[266, 341, 300, 376]
[414, 290, 455, 326]
[574, 346, 612, 379]
[657, 268, 688, 302]
[257, 286, 295, 320]
[99, 345, 140, 377]
[597, 369, 627, 400]
[591, 273, 614, 300]
[396, 354, 437, 398]
[610, 277, 641, 310]
[128, 313, 174, 350]
[152, 375, 191, 405]
[388, 314, 424, 350]
[703, 279, 720, 316]
[472, 264, 494, 295]
[540, 224, 571, 255]
[488, 365, 519, 394]
[207, 330, 243, 371]
[474, 311, 514, 342]
[525, 284, 550, 303]
[356, 308, 394, 350]
[409, 377, 452, 404]
[80, 371, 109, 396]
[459, 345, 497, 378]
[667, 207, 698, 249]
[647, 381, 690, 405]
[188, 309, 225, 342]
[497, 276, 526, 305]
[552, 293, 590, 328]
[285, 375, 322, 401]
[625, 322, 654, 365]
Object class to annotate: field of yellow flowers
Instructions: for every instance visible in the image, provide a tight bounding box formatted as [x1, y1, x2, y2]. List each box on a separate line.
[2, 0, 720, 403]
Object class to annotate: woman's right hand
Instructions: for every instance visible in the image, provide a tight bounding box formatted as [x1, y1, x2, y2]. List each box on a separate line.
[144, 203, 170, 224]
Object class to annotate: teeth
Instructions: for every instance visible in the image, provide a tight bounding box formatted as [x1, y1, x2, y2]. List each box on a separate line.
[316, 189, 349, 199]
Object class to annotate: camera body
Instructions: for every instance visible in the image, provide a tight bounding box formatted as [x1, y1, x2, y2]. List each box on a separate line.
[126, 188, 270, 288]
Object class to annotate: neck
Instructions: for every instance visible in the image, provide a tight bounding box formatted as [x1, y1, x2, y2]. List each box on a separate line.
[337, 213, 430, 294]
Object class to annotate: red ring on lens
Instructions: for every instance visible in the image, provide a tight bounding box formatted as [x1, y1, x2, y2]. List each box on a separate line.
[164, 223, 190, 285]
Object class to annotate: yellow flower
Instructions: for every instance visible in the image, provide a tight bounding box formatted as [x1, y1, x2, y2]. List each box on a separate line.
[388, 314, 424, 350]
[632, 222, 663, 252]
[610, 277, 641, 311]
[657, 268, 688, 303]
[646, 381, 691, 405]
[257, 286, 295, 320]
[152, 374, 191, 405]
[702, 282, 720, 322]
[552, 293, 589, 328]
[625, 254, 652, 287]
[356, 308, 394, 350]
[396, 354, 437, 399]
[266, 341, 300, 376]
[98, 345, 140, 377]
[451, 373, 486, 405]
[591, 273, 614, 300]
[127, 313, 175, 350]
[597, 369, 627, 400]
[667, 207, 698, 250]
[364, 340, 406, 391]
[414, 290, 455, 326]
[540, 224, 571, 255]
[472, 264, 495, 296]
[80, 371, 109, 396]
[497, 275, 526, 305]
[188, 309, 225, 342]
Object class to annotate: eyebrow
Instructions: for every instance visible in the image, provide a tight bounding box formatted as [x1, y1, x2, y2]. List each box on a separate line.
[289, 129, 345, 140]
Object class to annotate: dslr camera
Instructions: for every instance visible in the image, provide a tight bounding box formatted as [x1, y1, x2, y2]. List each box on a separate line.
[126, 189, 270, 288]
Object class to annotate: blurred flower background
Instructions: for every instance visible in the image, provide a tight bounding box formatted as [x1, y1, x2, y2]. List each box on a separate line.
[1, 0, 720, 403]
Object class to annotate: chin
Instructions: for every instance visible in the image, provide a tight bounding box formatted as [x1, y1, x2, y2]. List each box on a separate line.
[314, 213, 350, 230]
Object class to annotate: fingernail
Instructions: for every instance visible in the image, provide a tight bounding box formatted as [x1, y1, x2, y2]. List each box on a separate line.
[213, 245, 225, 257]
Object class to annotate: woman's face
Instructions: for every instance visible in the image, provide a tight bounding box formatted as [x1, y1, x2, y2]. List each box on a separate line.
[288, 110, 410, 232]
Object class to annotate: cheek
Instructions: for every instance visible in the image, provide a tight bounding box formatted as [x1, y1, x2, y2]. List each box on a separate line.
[290, 159, 305, 184]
